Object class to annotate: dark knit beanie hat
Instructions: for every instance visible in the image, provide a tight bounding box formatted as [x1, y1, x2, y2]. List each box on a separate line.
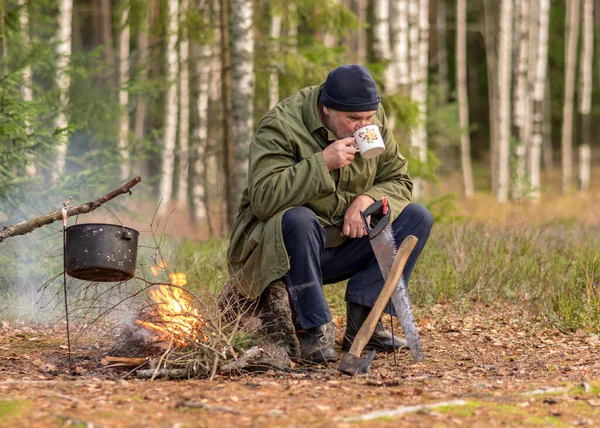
[320, 65, 381, 112]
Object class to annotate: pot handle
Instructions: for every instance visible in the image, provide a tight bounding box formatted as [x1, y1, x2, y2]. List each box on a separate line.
[116, 230, 134, 240]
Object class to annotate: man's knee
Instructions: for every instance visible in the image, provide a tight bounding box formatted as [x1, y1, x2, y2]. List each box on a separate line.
[397, 203, 434, 233]
[282, 207, 319, 231]
[282, 206, 324, 241]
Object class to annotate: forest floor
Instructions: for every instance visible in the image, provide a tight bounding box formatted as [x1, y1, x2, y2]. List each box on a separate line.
[1, 302, 599, 427]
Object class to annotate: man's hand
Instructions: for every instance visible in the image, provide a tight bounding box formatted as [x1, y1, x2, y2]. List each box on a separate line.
[323, 138, 357, 171]
[342, 194, 375, 239]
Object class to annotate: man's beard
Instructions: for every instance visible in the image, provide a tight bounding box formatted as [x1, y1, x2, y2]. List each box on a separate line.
[325, 117, 353, 139]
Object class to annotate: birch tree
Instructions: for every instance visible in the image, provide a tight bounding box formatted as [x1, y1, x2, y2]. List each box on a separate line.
[561, 0, 581, 193]
[391, 0, 410, 92]
[269, 6, 282, 109]
[191, 42, 210, 224]
[529, 0, 550, 200]
[18, 0, 35, 177]
[456, 0, 474, 198]
[229, 0, 254, 216]
[53, 0, 73, 182]
[512, 0, 530, 198]
[117, 2, 130, 180]
[158, 0, 179, 214]
[496, 0, 513, 203]
[579, 0, 593, 192]
[409, 0, 429, 199]
[372, 0, 394, 91]
[178, 0, 190, 206]
[436, 0, 448, 102]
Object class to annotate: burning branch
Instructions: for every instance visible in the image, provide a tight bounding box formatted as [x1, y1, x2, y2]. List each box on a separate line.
[0, 176, 142, 243]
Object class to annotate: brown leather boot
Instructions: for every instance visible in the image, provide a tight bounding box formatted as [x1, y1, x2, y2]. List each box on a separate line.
[342, 302, 408, 352]
[296, 325, 338, 364]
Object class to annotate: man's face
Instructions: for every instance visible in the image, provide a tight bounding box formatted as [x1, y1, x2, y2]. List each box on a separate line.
[322, 107, 377, 139]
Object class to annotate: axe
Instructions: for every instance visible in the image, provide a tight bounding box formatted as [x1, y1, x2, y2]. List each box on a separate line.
[338, 235, 418, 376]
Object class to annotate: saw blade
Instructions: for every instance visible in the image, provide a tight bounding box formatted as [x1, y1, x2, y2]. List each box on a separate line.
[369, 224, 424, 362]
[390, 274, 424, 361]
[370, 224, 397, 280]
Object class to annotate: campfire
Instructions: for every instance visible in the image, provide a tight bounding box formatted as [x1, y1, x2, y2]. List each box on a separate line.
[136, 264, 210, 347]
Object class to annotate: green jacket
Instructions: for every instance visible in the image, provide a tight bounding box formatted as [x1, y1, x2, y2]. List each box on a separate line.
[227, 85, 413, 298]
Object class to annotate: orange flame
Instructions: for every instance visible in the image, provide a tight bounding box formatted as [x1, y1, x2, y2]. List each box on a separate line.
[138, 262, 208, 346]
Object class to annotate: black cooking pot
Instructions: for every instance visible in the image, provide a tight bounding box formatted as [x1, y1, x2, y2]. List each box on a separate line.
[65, 223, 139, 282]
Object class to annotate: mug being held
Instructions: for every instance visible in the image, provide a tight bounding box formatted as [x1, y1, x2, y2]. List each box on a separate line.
[353, 125, 385, 159]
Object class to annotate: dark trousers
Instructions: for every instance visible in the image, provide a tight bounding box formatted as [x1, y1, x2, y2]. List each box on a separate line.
[282, 203, 433, 330]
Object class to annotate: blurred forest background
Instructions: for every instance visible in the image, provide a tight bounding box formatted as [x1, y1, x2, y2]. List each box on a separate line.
[1, 0, 600, 328]
[2, 0, 600, 232]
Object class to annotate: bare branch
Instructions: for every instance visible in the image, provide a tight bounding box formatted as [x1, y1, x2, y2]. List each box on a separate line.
[0, 176, 142, 243]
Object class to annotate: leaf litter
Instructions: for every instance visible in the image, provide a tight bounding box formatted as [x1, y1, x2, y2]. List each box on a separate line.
[0, 301, 599, 427]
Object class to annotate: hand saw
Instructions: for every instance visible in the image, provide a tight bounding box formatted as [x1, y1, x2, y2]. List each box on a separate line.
[360, 197, 424, 362]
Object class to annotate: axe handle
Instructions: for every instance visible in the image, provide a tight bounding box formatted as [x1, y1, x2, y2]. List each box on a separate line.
[347, 235, 418, 357]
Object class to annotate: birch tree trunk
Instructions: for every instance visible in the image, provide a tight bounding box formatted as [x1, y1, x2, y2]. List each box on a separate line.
[53, 0, 73, 183]
[409, 0, 429, 199]
[18, 0, 35, 177]
[269, 8, 282, 109]
[496, 0, 513, 203]
[391, 0, 410, 92]
[178, 0, 190, 206]
[456, 0, 474, 198]
[561, 0, 581, 193]
[512, 0, 529, 198]
[158, 0, 179, 214]
[117, 2, 130, 180]
[191, 42, 210, 224]
[373, 0, 394, 91]
[579, 0, 593, 192]
[356, 0, 367, 64]
[529, 0, 550, 200]
[229, 0, 254, 216]
[436, 0, 448, 102]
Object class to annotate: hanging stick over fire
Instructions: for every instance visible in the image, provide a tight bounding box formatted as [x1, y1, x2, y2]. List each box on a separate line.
[0, 176, 142, 243]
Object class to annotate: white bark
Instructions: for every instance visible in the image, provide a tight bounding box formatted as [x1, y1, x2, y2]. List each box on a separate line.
[373, 0, 394, 91]
[529, 0, 550, 200]
[117, 3, 130, 180]
[496, 0, 513, 203]
[391, 0, 410, 88]
[579, 144, 592, 191]
[178, 0, 190, 206]
[230, 0, 254, 205]
[191, 43, 210, 222]
[158, 0, 180, 214]
[409, 0, 429, 199]
[579, 0, 593, 192]
[436, 0, 448, 102]
[456, 0, 474, 198]
[53, 0, 73, 182]
[514, 0, 530, 143]
[580, 0, 594, 116]
[18, 0, 35, 177]
[269, 11, 282, 109]
[561, 0, 581, 193]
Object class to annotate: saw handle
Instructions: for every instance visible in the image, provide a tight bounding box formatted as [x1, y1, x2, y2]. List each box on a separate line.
[360, 199, 391, 239]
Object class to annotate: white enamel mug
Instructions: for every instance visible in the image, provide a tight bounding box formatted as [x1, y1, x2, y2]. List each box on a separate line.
[352, 125, 385, 159]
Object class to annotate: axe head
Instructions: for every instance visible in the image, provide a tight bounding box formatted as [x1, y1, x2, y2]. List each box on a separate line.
[338, 349, 376, 376]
